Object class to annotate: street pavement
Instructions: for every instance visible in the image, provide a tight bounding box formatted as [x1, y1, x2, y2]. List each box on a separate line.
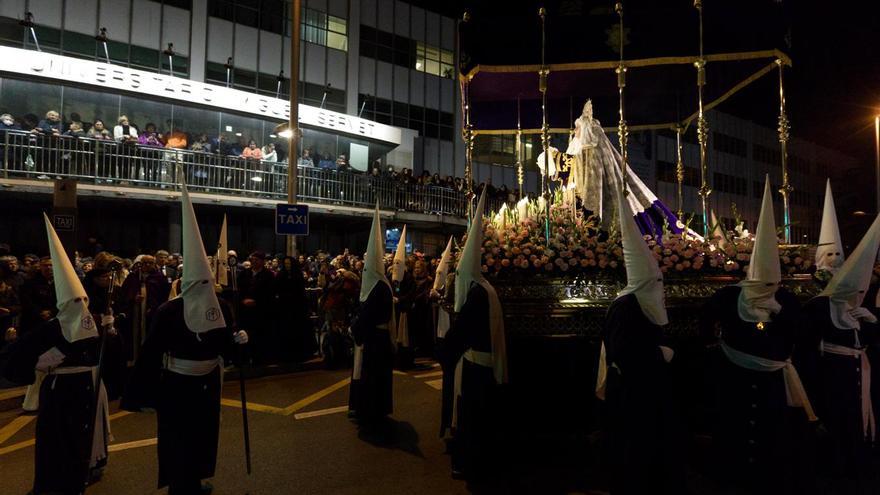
[0, 360, 608, 495]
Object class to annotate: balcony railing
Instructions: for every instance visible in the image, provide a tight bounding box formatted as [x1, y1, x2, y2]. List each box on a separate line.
[0, 131, 504, 218]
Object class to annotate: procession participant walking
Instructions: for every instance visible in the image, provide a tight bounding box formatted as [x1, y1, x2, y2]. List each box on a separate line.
[444, 189, 508, 479]
[800, 212, 880, 478]
[348, 205, 395, 423]
[594, 188, 685, 495]
[121, 185, 248, 495]
[701, 178, 816, 494]
[4, 214, 110, 494]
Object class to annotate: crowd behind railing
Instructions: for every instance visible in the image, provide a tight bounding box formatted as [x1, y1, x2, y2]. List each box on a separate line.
[0, 110, 520, 215]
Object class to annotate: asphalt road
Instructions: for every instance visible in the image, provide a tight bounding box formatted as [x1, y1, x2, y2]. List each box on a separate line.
[0, 360, 612, 495]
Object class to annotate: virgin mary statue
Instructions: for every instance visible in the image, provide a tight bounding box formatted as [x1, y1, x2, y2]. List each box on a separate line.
[563, 100, 682, 236]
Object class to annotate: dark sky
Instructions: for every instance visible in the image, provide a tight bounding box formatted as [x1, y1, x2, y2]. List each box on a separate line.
[415, 0, 880, 166]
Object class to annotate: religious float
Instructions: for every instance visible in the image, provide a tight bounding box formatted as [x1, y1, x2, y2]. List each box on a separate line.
[446, 4, 829, 439]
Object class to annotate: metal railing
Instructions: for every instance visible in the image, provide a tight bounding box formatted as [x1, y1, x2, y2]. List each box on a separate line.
[0, 131, 507, 218]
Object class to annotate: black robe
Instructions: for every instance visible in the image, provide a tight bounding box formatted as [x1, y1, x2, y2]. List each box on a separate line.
[443, 283, 499, 477]
[275, 268, 315, 362]
[3, 319, 102, 495]
[700, 286, 807, 494]
[799, 296, 877, 478]
[120, 298, 236, 489]
[83, 273, 128, 400]
[601, 294, 685, 495]
[348, 282, 394, 420]
[394, 273, 416, 369]
[409, 276, 434, 357]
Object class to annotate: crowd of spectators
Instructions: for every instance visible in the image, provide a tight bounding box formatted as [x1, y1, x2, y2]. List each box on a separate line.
[0, 240, 445, 370]
[0, 109, 519, 203]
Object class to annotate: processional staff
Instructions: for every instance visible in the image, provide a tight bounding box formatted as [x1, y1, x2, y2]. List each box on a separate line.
[615, 2, 629, 197]
[458, 10, 476, 225]
[538, 6, 551, 246]
[776, 59, 793, 243]
[694, 0, 711, 238]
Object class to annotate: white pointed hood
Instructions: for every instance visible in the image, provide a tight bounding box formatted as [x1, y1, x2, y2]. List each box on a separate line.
[710, 209, 728, 250]
[453, 189, 508, 384]
[433, 236, 454, 292]
[180, 185, 226, 333]
[391, 225, 407, 283]
[43, 213, 97, 343]
[737, 177, 782, 322]
[360, 204, 389, 302]
[214, 214, 229, 287]
[821, 213, 880, 329]
[816, 179, 844, 273]
[616, 189, 668, 325]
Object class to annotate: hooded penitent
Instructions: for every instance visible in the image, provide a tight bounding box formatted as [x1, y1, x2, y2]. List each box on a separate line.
[391, 225, 407, 283]
[821, 213, 880, 329]
[43, 213, 97, 343]
[360, 204, 390, 303]
[737, 177, 782, 323]
[454, 188, 508, 384]
[816, 179, 845, 273]
[616, 188, 669, 326]
[433, 235, 454, 292]
[214, 214, 229, 287]
[179, 185, 226, 333]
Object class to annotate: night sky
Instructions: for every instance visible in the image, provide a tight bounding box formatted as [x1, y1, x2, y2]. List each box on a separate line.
[414, 0, 880, 217]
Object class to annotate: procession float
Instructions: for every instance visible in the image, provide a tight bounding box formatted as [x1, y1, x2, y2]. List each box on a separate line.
[448, 4, 825, 437]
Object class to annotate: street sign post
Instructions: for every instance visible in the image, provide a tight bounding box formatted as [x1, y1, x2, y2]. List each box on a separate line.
[275, 204, 309, 236]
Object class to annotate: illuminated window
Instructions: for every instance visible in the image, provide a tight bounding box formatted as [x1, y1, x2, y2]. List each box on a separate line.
[300, 7, 348, 52]
[415, 41, 453, 79]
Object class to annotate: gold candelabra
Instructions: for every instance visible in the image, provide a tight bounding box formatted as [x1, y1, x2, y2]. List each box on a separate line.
[694, 0, 711, 237]
[776, 58, 792, 243]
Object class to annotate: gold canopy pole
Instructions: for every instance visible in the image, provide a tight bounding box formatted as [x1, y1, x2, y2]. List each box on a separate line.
[516, 96, 524, 200]
[694, 0, 711, 238]
[539, 7, 551, 245]
[615, 2, 628, 196]
[675, 124, 685, 220]
[459, 11, 475, 224]
[776, 58, 792, 243]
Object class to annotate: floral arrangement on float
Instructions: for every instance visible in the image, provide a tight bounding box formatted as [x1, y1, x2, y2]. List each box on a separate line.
[457, 195, 813, 281]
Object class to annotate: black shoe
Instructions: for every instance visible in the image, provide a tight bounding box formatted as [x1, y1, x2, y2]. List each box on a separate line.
[200, 481, 213, 494]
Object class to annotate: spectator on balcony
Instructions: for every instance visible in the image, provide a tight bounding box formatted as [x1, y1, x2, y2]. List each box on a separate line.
[165, 128, 187, 150]
[297, 149, 314, 167]
[0, 113, 21, 133]
[189, 134, 211, 153]
[33, 110, 62, 136]
[317, 148, 335, 169]
[214, 133, 235, 156]
[114, 115, 139, 143]
[262, 143, 277, 163]
[138, 123, 163, 147]
[241, 140, 263, 160]
[64, 122, 86, 138]
[86, 119, 112, 140]
[19, 114, 39, 132]
[67, 113, 89, 134]
[335, 153, 349, 172]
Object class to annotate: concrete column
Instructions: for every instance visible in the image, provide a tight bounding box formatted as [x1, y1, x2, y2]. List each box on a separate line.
[168, 203, 181, 253]
[189, 0, 209, 82]
[346, 0, 361, 115]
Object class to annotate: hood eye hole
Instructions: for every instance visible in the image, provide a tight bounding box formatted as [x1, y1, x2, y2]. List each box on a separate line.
[201, 280, 209, 285]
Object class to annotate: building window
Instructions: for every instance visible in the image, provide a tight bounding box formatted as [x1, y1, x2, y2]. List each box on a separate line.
[753, 143, 781, 165]
[713, 172, 747, 196]
[415, 41, 454, 79]
[300, 7, 347, 51]
[656, 160, 700, 187]
[712, 131, 747, 157]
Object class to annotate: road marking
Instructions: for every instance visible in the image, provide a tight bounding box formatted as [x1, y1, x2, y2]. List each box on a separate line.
[220, 398, 286, 415]
[282, 377, 351, 416]
[0, 438, 34, 455]
[393, 370, 407, 376]
[109, 411, 132, 421]
[108, 437, 157, 452]
[413, 370, 443, 379]
[0, 386, 27, 402]
[293, 405, 349, 420]
[0, 416, 34, 445]
[424, 379, 443, 390]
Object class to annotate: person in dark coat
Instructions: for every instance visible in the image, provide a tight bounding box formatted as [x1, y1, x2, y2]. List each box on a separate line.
[798, 213, 880, 479]
[348, 206, 395, 423]
[120, 254, 170, 361]
[275, 256, 315, 361]
[237, 250, 276, 364]
[18, 256, 56, 337]
[443, 189, 508, 480]
[3, 214, 110, 494]
[390, 226, 415, 369]
[121, 186, 248, 495]
[594, 188, 684, 495]
[702, 179, 816, 494]
[409, 259, 434, 358]
[83, 266, 127, 400]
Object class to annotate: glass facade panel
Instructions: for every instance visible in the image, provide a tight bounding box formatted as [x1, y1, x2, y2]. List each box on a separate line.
[0, 78, 63, 129]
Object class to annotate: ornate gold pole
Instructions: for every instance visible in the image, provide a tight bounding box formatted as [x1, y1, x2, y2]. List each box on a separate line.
[615, 1, 628, 196]
[539, 6, 551, 245]
[675, 124, 685, 220]
[694, 0, 711, 238]
[516, 96, 524, 200]
[776, 58, 792, 243]
[459, 11, 475, 224]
